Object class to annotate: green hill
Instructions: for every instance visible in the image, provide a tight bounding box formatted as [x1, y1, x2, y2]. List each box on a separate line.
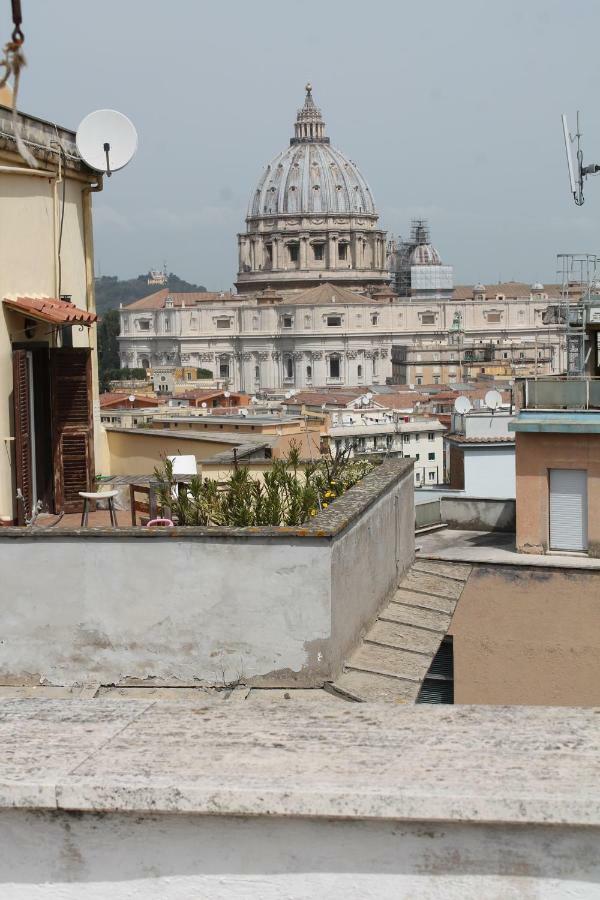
[94, 273, 207, 315]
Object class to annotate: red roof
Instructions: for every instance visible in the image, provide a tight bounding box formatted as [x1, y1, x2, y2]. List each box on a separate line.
[100, 392, 160, 409]
[124, 289, 236, 310]
[4, 296, 97, 325]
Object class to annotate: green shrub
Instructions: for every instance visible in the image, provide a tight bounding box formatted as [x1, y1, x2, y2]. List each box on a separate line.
[151, 445, 374, 527]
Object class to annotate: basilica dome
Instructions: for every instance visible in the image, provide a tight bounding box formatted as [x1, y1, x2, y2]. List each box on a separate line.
[248, 85, 376, 219]
[236, 85, 388, 293]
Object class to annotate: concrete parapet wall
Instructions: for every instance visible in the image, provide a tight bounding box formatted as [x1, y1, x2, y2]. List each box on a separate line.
[0, 460, 414, 687]
[441, 496, 516, 532]
[0, 700, 597, 898]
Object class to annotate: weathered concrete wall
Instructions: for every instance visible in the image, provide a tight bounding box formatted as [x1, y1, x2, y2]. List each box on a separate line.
[0, 460, 414, 687]
[449, 564, 600, 705]
[0, 811, 597, 899]
[330, 465, 414, 670]
[441, 496, 515, 532]
[515, 432, 600, 555]
[0, 533, 331, 686]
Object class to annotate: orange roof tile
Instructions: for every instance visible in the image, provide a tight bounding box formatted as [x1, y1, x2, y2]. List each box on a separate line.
[4, 296, 97, 325]
[124, 290, 236, 310]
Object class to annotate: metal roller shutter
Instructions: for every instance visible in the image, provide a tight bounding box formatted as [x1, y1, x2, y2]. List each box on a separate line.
[549, 468, 588, 552]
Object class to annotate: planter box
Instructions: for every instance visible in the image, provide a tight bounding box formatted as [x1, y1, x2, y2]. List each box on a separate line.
[0, 459, 414, 687]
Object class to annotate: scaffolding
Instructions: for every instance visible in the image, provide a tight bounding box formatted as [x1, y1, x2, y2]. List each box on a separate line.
[556, 253, 599, 375]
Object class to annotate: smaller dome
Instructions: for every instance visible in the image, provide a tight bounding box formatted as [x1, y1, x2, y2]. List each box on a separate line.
[531, 282, 544, 291]
[473, 282, 485, 292]
[410, 243, 441, 266]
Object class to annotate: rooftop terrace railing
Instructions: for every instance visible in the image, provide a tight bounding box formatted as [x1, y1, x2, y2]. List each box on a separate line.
[518, 377, 600, 410]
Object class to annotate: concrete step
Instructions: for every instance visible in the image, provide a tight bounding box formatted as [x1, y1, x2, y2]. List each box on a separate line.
[412, 559, 472, 582]
[348, 643, 431, 682]
[400, 570, 465, 601]
[368, 620, 443, 656]
[331, 670, 419, 704]
[392, 587, 456, 616]
[381, 602, 450, 633]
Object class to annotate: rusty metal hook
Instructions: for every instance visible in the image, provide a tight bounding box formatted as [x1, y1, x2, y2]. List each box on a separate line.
[11, 0, 24, 44]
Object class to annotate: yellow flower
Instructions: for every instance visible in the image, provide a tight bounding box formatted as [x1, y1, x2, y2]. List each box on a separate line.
[310, 509, 317, 516]
[322, 503, 328, 508]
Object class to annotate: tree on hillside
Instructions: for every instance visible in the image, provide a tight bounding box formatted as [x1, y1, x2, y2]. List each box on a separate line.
[94, 272, 207, 315]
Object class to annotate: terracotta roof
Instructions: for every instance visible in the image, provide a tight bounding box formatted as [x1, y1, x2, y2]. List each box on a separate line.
[452, 282, 569, 301]
[284, 283, 377, 306]
[288, 389, 365, 408]
[124, 290, 236, 310]
[373, 391, 428, 409]
[445, 433, 515, 444]
[100, 392, 160, 409]
[4, 296, 97, 325]
[176, 389, 239, 401]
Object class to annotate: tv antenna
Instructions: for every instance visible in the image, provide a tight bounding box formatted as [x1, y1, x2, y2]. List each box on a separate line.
[562, 112, 600, 206]
[76, 109, 138, 177]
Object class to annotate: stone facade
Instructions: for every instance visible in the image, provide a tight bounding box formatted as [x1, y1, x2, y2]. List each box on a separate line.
[117, 87, 571, 391]
[119, 284, 566, 391]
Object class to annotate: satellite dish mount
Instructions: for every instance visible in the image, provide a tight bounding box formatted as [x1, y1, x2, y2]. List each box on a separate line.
[562, 112, 600, 207]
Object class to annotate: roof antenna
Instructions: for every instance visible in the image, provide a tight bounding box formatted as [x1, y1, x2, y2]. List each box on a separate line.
[562, 112, 600, 206]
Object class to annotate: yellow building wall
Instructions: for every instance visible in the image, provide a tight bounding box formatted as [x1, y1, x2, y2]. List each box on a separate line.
[105, 430, 235, 476]
[0, 162, 102, 522]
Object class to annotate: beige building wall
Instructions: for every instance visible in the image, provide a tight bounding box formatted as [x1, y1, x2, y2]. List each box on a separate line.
[0, 148, 103, 522]
[514, 432, 600, 556]
[449, 564, 600, 705]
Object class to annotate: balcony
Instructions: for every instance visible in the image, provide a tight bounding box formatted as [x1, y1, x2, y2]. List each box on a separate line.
[517, 377, 600, 410]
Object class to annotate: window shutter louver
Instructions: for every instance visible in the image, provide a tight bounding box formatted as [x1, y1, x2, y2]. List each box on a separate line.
[12, 350, 33, 525]
[51, 348, 94, 513]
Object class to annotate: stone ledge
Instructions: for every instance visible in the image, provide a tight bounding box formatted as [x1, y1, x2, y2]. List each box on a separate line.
[0, 700, 598, 826]
[0, 458, 413, 541]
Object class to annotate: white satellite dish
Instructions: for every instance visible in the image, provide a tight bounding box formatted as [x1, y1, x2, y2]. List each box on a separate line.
[128, 394, 136, 404]
[484, 389, 502, 411]
[76, 109, 138, 177]
[201, 402, 207, 408]
[454, 396, 472, 415]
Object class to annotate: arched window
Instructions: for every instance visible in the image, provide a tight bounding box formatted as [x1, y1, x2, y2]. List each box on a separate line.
[329, 355, 341, 379]
[285, 356, 293, 380]
[306, 365, 312, 380]
[357, 364, 363, 378]
[141, 358, 150, 370]
[219, 356, 230, 379]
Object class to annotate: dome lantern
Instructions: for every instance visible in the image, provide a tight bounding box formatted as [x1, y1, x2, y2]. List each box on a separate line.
[292, 83, 328, 144]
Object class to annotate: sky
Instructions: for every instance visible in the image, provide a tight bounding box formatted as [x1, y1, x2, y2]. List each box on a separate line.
[11, 0, 600, 289]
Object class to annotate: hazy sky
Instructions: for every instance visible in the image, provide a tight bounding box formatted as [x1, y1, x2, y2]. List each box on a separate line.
[14, 0, 600, 288]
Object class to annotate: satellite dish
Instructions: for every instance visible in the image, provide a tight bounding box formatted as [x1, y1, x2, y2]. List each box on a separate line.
[128, 394, 135, 404]
[484, 389, 502, 411]
[239, 408, 248, 417]
[76, 109, 138, 177]
[454, 396, 472, 415]
[284, 392, 292, 400]
[224, 391, 231, 398]
[201, 402, 207, 409]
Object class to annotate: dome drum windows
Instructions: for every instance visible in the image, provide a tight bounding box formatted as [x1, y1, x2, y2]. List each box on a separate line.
[328, 354, 341, 381]
[283, 355, 294, 381]
[312, 242, 325, 262]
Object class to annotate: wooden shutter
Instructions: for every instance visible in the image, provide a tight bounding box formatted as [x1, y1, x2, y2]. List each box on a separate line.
[51, 348, 94, 513]
[12, 350, 33, 525]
